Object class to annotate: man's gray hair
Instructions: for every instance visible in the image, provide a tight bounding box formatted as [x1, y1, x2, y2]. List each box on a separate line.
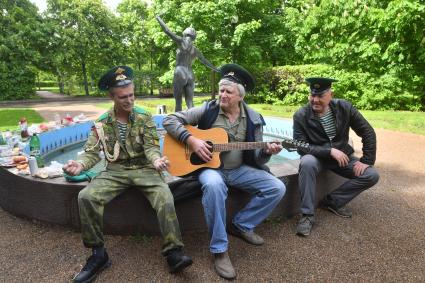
[218, 79, 246, 98]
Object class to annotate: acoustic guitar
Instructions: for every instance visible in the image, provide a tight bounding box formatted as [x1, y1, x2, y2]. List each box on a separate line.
[163, 125, 309, 177]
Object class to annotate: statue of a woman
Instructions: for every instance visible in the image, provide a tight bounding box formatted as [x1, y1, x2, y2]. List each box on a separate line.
[156, 16, 218, 112]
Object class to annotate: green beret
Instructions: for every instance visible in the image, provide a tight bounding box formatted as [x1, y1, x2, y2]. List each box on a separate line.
[98, 66, 134, 91]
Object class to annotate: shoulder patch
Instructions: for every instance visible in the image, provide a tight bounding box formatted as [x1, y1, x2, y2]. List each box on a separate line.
[134, 106, 147, 115]
[96, 112, 109, 122]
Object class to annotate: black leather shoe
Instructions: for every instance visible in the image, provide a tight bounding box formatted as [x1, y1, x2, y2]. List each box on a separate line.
[73, 251, 111, 283]
[166, 248, 193, 273]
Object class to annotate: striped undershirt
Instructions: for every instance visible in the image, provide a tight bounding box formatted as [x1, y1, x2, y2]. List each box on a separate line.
[317, 108, 336, 140]
[116, 120, 127, 143]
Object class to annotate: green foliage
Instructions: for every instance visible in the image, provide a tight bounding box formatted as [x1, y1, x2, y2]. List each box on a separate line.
[0, 0, 44, 99]
[44, 0, 123, 96]
[1, 0, 424, 110]
[36, 81, 57, 88]
[284, 0, 425, 108]
[255, 64, 423, 111]
[152, 0, 295, 88]
[0, 63, 36, 100]
[117, 0, 156, 95]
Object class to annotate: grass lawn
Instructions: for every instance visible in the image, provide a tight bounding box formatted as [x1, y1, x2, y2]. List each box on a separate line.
[0, 109, 45, 131]
[361, 110, 425, 135]
[38, 87, 61, 93]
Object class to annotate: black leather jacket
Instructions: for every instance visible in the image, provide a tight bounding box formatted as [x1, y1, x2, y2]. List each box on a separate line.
[293, 99, 376, 165]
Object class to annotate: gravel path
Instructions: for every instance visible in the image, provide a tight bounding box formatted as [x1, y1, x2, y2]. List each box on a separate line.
[1, 94, 424, 282]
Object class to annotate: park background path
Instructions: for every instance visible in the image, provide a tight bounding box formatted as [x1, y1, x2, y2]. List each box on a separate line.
[1, 91, 108, 121]
[0, 91, 424, 282]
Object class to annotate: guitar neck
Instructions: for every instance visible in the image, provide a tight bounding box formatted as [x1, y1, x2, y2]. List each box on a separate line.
[213, 142, 269, 152]
[212, 138, 309, 153]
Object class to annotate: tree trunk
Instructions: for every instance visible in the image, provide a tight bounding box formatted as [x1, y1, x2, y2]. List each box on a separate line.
[137, 61, 142, 95]
[81, 60, 89, 96]
[56, 68, 65, 94]
[211, 70, 216, 100]
[150, 48, 154, 96]
[37, 73, 41, 90]
[90, 74, 95, 90]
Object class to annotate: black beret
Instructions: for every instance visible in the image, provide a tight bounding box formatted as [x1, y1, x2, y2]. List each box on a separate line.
[98, 66, 134, 91]
[305, 77, 338, 95]
[219, 63, 255, 92]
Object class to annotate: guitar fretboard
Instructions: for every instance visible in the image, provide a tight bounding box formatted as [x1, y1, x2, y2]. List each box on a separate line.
[213, 142, 269, 152]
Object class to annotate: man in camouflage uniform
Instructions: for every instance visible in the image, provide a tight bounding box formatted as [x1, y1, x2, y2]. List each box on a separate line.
[63, 66, 192, 283]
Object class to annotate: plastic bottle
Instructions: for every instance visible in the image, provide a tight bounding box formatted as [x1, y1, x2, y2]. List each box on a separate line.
[29, 133, 44, 168]
[54, 113, 61, 128]
[0, 132, 5, 145]
[4, 129, 12, 148]
[19, 117, 30, 140]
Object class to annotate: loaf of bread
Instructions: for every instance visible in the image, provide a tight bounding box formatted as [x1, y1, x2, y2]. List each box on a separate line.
[16, 163, 28, 170]
[13, 156, 27, 163]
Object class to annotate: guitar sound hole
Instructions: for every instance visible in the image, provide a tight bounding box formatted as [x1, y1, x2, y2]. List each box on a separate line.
[190, 141, 214, 165]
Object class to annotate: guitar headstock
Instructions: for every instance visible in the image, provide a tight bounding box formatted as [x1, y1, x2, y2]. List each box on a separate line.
[280, 138, 309, 151]
[264, 132, 309, 152]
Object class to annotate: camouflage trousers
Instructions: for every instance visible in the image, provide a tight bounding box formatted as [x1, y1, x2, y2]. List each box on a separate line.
[77, 167, 184, 255]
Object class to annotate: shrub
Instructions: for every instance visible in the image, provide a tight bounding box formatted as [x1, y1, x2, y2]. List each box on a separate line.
[0, 62, 35, 100]
[254, 64, 424, 110]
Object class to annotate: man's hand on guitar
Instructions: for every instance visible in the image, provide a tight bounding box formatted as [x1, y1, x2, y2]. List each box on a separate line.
[153, 156, 170, 171]
[264, 142, 283, 155]
[186, 136, 213, 162]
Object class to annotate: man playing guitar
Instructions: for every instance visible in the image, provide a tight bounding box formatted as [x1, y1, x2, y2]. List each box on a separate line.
[163, 64, 286, 280]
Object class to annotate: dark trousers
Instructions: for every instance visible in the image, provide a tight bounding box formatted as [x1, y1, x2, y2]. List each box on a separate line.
[298, 154, 380, 215]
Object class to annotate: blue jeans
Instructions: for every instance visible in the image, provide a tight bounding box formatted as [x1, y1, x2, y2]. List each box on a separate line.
[198, 164, 286, 253]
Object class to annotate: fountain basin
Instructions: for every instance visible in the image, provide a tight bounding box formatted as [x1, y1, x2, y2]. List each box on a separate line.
[0, 116, 346, 235]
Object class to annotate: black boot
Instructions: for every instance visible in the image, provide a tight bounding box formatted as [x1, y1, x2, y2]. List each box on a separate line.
[166, 248, 193, 273]
[73, 251, 111, 283]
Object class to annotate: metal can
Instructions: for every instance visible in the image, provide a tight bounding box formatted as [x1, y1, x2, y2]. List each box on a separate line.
[28, 156, 38, 176]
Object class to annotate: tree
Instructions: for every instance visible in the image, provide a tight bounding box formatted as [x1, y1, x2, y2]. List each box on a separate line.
[285, 0, 425, 109]
[150, 0, 297, 91]
[0, 0, 44, 100]
[45, 0, 122, 96]
[117, 0, 155, 95]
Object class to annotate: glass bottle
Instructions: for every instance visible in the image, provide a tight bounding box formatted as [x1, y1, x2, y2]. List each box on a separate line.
[29, 133, 44, 167]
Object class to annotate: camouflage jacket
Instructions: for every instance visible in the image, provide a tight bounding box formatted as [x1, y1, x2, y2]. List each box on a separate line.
[77, 106, 161, 170]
